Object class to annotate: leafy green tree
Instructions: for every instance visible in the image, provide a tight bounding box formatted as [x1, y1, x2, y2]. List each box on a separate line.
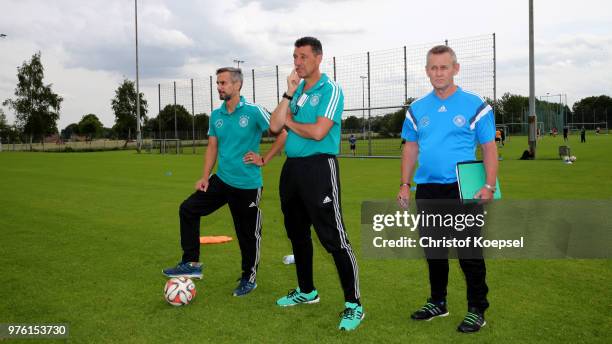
[497, 92, 529, 124]
[154, 104, 192, 138]
[0, 109, 7, 138]
[194, 113, 209, 133]
[2, 52, 63, 148]
[61, 123, 80, 140]
[572, 95, 612, 125]
[147, 112, 210, 139]
[78, 114, 103, 141]
[0, 109, 8, 145]
[102, 127, 115, 139]
[111, 79, 147, 139]
[143, 117, 158, 137]
[343, 115, 362, 131]
[0, 110, 21, 145]
[373, 109, 406, 137]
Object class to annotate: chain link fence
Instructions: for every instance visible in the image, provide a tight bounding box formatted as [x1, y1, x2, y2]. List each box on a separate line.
[155, 34, 496, 157]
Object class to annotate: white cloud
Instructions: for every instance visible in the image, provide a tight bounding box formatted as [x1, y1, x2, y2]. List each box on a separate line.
[497, 33, 612, 106]
[1, 0, 611, 129]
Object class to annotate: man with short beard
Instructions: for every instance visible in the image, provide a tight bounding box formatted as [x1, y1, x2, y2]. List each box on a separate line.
[163, 67, 287, 297]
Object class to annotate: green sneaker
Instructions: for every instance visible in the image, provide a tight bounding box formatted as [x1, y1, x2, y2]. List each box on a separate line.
[276, 288, 319, 307]
[457, 308, 486, 333]
[339, 302, 365, 331]
[411, 299, 449, 321]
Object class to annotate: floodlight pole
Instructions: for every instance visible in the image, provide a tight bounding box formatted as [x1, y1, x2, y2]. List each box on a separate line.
[134, 0, 142, 153]
[528, 0, 537, 157]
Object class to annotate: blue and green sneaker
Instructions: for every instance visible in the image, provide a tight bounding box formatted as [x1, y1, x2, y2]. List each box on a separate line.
[276, 288, 319, 307]
[411, 299, 449, 321]
[457, 308, 486, 333]
[339, 302, 365, 331]
[162, 262, 203, 279]
[233, 278, 257, 297]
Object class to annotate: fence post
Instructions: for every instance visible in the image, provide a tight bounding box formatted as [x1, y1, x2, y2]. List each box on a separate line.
[493, 33, 498, 121]
[403, 46, 407, 104]
[252, 69, 256, 103]
[332, 56, 338, 152]
[333, 57, 337, 81]
[275, 65, 280, 104]
[209, 75, 213, 113]
[173, 81, 177, 140]
[158, 83, 161, 140]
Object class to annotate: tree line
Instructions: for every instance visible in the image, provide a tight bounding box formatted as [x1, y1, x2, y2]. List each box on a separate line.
[2, 52, 611, 145]
[1, 52, 210, 146]
[342, 93, 612, 137]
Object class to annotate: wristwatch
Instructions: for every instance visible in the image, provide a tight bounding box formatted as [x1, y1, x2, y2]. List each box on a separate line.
[483, 183, 496, 192]
[282, 92, 293, 101]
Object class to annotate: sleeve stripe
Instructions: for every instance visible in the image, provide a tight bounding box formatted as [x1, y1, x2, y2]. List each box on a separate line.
[469, 104, 492, 130]
[257, 105, 270, 124]
[323, 82, 335, 118]
[324, 81, 338, 119]
[463, 89, 485, 103]
[410, 92, 430, 107]
[246, 102, 270, 124]
[328, 86, 341, 119]
[405, 107, 418, 131]
[324, 80, 340, 119]
[472, 102, 488, 121]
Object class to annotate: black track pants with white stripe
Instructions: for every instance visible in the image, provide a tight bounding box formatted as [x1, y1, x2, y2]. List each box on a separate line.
[179, 174, 262, 283]
[279, 154, 361, 304]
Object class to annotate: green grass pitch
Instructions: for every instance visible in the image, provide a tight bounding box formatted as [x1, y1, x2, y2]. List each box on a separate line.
[1, 133, 610, 343]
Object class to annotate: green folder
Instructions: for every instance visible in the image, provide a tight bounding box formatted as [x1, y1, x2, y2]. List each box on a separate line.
[456, 161, 502, 200]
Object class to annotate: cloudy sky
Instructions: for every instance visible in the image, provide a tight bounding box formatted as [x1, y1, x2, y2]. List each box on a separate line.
[1, 0, 610, 129]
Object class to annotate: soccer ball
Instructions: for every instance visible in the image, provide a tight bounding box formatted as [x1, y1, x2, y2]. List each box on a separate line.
[570, 156, 577, 162]
[164, 277, 196, 306]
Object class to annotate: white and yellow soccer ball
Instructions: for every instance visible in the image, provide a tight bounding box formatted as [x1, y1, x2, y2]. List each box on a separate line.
[570, 156, 577, 162]
[164, 277, 196, 306]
